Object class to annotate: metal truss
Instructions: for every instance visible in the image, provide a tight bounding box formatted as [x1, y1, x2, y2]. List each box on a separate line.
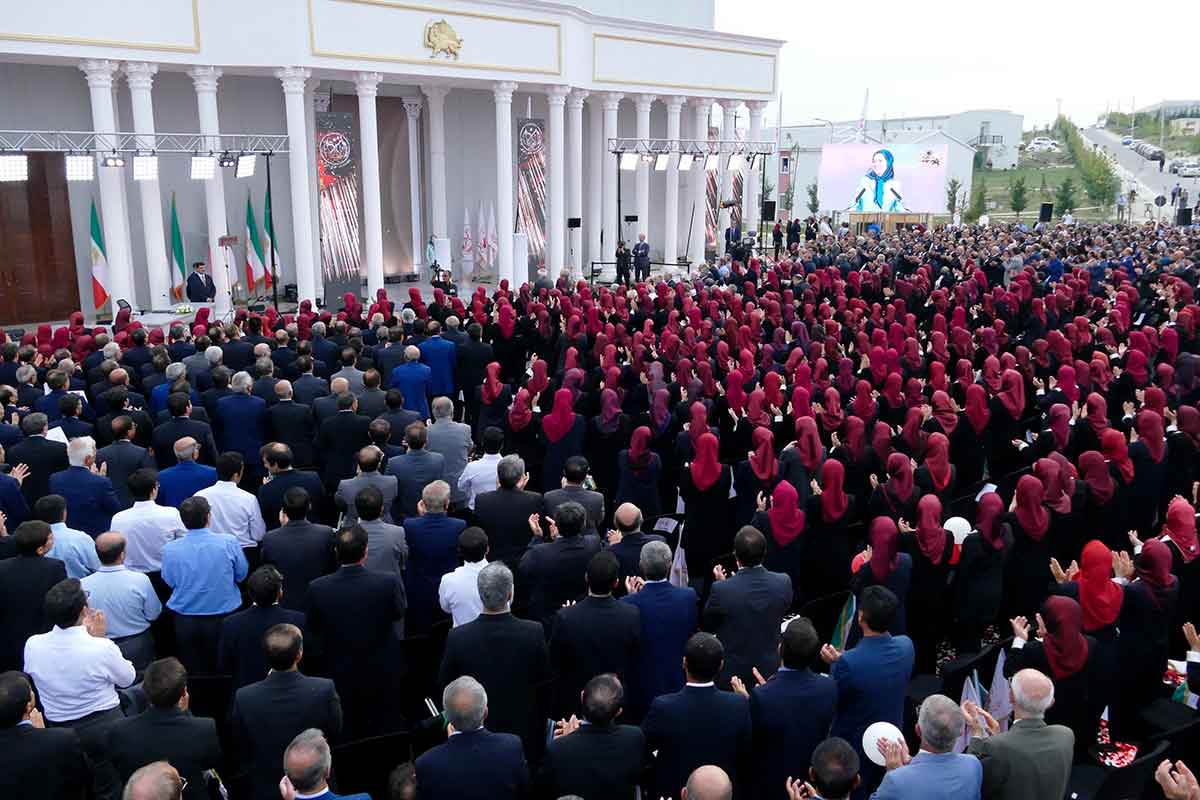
[608, 137, 776, 156]
[0, 130, 291, 154]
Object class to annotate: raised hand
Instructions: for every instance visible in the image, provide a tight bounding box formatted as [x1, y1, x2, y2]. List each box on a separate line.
[1010, 615, 1030, 641]
[1049, 557, 1069, 584]
[1184, 622, 1200, 653]
[8, 463, 27, 486]
[820, 643, 841, 664]
[625, 576, 646, 595]
[712, 564, 729, 582]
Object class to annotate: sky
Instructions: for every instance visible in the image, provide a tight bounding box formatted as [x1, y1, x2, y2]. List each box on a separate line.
[714, 0, 1195, 132]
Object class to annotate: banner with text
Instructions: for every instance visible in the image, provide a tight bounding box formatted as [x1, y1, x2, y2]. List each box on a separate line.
[316, 111, 362, 303]
[516, 118, 547, 281]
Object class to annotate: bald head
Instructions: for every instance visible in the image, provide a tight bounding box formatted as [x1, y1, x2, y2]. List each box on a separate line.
[253, 342, 271, 359]
[614, 503, 643, 533]
[682, 766, 732, 800]
[173, 436, 198, 462]
[122, 761, 182, 800]
[275, 379, 294, 400]
[1011, 668, 1054, 719]
[108, 367, 129, 386]
[331, 377, 350, 395]
[95, 532, 126, 565]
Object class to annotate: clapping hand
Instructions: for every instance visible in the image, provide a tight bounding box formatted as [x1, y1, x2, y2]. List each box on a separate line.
[961, 700, 1001, 737]
[756, 491, 769, 512]
[1010, 615, 1031, 641]
[820, 643, 841, 664]
[1128, 530, 1143, 550]
[869, 473, 880, 490]
[784, 777, 817, 800]
[810, 479, 822, 497]
[554, 715, 582, 739]
[624, 576, 646, 595]
[1113, 550, 1136, 580]
[1049, 557, 1079, 584]
[1184, 623, 1200, 653]
[877, 737, 911, 772]
[730, 668, 766, 698]
[1156, 759, 1200, 800]
[897, 518, 915, 534]
[712, 565, 730, 582]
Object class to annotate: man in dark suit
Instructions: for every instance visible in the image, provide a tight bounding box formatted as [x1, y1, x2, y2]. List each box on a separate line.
[416, 675, 529, 800]
[251, 358, 280, 406]
[376, 390, 421, 445]
[312, 377, 350, 427]
[403, 480, 466, 632]
[219, 564, 307, 688]
[94, 388, 154, 449]
[0, 670, 90, 800]
[258, 443, 327, 529]
[518, 501, 601, 628]
[385, 421, 444, 519]
[265, 380, 318, 469]
[549, 551, 641, 718]
[356, 369, 388, 418]
[95, 415, 155, 510]
[153, 394, 218, 467]
[315, 392, 371, 491]
[641, 633, 752, 800]
[185, 261, 216, 302]
[120, 328, 153, 381]
[105, 657, 222, 800]
[334, 446, 399, 526]
[474, 455, 543, 567]
[270, 329, 297, 373]
[438, 563, 551, 759]
[417, 320, 457, 401]
[457, 324, 493, 430]
[734, 617, 837, 800]
[537, 674, 645, 800]
[48, 437, 121, 537]
[543, 456, 606, 537]
[216, 373, 267, 477]
[306, 526, 406, 738]
[622, 540, 698, 721]
[606, 503, 666, 585]
[704, 526, 793, 688]
[167, 324, 196, 363]
[198, 366, 232, 422]
[50, 395, 94, 440]
[230, 623, 342, 800]
[220, 327, 255, 374]
[7, 413, 68, 505]
[292, 357, 331, 406]
[0, 522, 67, 670]
[260, 486, 337, 611]
[373, 330, 406, 379]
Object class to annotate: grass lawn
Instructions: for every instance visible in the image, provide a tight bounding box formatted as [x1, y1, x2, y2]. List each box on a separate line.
[971, 149, 1106, 221]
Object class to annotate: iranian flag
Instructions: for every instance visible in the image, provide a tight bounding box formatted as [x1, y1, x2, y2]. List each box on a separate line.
[261, 186, 277, 289]
[460, 205, 474, 268]
[244, 194, 267, 290]
[169, 193, 186, 300]
[89, 199, 110, 312]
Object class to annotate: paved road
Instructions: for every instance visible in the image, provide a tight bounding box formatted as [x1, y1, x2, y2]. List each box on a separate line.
[1081, 126, 1199, 219]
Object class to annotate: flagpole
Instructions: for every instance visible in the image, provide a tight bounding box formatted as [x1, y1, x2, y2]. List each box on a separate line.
[266, 152, 279, 312]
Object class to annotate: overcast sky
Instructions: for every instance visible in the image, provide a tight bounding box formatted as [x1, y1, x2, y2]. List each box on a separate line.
[714, 0, 1195, 131]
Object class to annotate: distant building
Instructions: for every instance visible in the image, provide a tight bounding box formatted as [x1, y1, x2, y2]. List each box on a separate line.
[1169, 118, 1200, 136]
[1137, 100, 1200, 117]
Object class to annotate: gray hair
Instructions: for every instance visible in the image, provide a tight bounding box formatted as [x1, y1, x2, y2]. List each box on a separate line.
[917, 694, 964, 753]
[422, 480, 450, 513]
[67, 436, 96, 468]
[15, 364, 35, 384]
[311, 321, 326, 337]
[57, 359, 75, 374]
[639, 541, 673, 581]
[231, 371, 253, 392]
[205, 345, 223, 365]
[282, 729, 332, 794]
[496, 455, 525, 489]
[443, 676, 488, 732]
[1011, 668, 1054, 719]
[477, 562, 513, 612]
[432, 396, 453, 419]
[165, 362, 186, 381]
[103, 342, 120, 359]
[253, 343, 271, 358]
[445, 315, 460, 330]
[404, 345, 420, 362]
[401, 308, 416, 324]
[121, 761, 181, 800]
[174, 438, 198, 461]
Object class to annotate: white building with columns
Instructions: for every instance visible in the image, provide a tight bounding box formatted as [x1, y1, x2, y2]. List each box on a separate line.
[0, 0, 781, 321]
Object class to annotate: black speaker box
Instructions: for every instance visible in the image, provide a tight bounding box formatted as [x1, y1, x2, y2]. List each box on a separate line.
[1038, 203, 1053, 223]
[761, 200, 776, 220]
[284, 283, 298, 302]
[1178, 207, 1194, 226]
[567, 217, 582, 229]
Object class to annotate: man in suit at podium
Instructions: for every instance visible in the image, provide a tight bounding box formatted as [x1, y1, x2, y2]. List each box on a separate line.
[633, 233, 651, 282]
[186, 262, 216, 303]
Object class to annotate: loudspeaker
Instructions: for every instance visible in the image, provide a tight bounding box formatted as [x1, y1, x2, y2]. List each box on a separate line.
[284, 283, 298, 302]
[623, 215, 638, 223]
[567, 217, 582, 229]
[761, 200, 776, 221]
[1179, 207, 1194, 226]
[1038, 203, 1053, 223]
[401, 273, 420, 283]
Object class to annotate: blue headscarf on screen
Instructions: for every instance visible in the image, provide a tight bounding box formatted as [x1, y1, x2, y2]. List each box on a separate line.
[867, 149, 896, 209]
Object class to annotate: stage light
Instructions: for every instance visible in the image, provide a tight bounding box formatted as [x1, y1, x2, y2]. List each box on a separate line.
[678, 153, 694, 171]
[704, 154, 719, 171]
[218, 151, 237, 168]
[0, 154, 28, 182]
[235, 153, 256, 178]
[133, 155, 158, 182]
[65, 154, 94, 181]
[654, 153, 671, 171]
[190, 155, 216, 180]
[727, 153, 744, 171]
[619, 152, 638, 171]
[640, 153, 654, 164]
[101, 152, 126, 168]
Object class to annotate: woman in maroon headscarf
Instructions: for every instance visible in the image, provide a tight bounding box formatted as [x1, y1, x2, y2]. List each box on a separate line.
[868, 451, 921, 526]
[1146, 496, 1200, 656]
[678, 431, 732, 577]
[805, 459, 857, 601]
[475, 362, 512, 440]
[953, 491, 1011, 653]
[779, 416, 824, 507]
[1003, 474, 1054, 620]
[1128, 409, 1169, 537]
[1167, 405, 1200, 501]
[734, 426, 778, 526]
[503, 387, 544, 487]
[589, 388, 631, 511]
[538, 387, 585, 493]
[1005, 596, 1094, 758]
[915, 432, 955, 505]
[850, 517, 912, 636]
[616, 425, 662, 519]
[489, 302, 525, 381]
[754, 480, 806, 589]
[987, 368, 1028, 477]
[899, 494, 953, 672]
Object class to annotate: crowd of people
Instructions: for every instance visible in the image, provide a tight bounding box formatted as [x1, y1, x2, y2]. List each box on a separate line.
[2, 219, 1200, 799]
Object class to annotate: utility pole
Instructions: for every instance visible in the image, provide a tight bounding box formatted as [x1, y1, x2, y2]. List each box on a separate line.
[1056, 97, 1062, 120]
[1160, 103, 1166, 149]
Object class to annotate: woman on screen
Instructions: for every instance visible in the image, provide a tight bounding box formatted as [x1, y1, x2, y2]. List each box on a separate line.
[852, 149, 907, 212]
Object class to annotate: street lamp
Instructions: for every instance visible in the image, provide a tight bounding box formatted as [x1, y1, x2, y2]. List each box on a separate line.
[815, 118, 835, 143]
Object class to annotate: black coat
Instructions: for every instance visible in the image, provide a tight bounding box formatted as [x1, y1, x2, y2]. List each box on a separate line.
[258, 469, 327, 533]
[642, 685, 752, 800]
[315, 411, 371, 489]
[95, 439, 155, 510]
[292, 374, 330, 406]
[475, 487, 544, 567]
[0, 555, 67, 671]
[218, 604, 307, 689]
[458, 340, 495, 399]
[152, 416, 218, 468]
[260, 521, 338, 611]
[549, 595, 641, 717]
[6, 435, 68, 504]
[703, 565, 793, 687]
[0, 723, 89, 800]
[518, 535, 603, 627]
[265, 400, 318, 469]
[106, 707, 222, 800]
[536, 723, 645, 800]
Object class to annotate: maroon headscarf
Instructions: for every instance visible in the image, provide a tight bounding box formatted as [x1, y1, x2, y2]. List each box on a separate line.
[541, 388, 577, 443]
[768, 480, 806, 546]
[915, 494, 946, 564]
[1014, 474, 1049, 541]
[868, 517, 900, 582]
[819, 459, 848, 523]
[689, 432, 722, 492]
[1041, 596, 1089, 680]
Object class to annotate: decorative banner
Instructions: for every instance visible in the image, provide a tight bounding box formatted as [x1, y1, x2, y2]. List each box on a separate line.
[732, 172, 744, 229]
[315, 111, 362, 303]
[705, 123, 719, 254]
[516, 118, 547, 276]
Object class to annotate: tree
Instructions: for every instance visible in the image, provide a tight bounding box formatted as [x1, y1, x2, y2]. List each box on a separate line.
[806, 182, 820, 215]
[1039, 173, 1050, 197]
[945, 177, 962, 215]
[1009, 176, 1028, 218]
[964, 180, 987, 223]
[1055, 177, 1077, 213]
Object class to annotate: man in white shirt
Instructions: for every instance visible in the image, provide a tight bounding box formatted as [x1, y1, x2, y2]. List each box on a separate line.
[196, 452, 267, 567]
[110, 467, 185, 575]
[81, 532, 162, 671]
[35, 494, 100, 579]
[23, 577, 136, 798]
[457, 426, 504, 511]
[438, 526, 490, 626]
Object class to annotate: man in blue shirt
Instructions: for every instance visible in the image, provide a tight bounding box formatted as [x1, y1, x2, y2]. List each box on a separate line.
[81, 532, 162, 671]
[34, 495, 100, 579]
[157, 438, 218, 508]
[389, 346, 433, 419]
[870, 694, 981, 800]
[161, 496, 248, 674]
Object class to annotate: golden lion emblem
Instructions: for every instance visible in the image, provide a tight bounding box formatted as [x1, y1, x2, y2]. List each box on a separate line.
[424, 19, 463, 60]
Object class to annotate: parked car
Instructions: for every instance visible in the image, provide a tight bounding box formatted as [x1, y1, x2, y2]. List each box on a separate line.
[1122, 137, 1133, 145]
[1180, 163, 1200, 178]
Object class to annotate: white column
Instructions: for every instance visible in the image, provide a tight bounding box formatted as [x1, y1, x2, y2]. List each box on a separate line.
[634, 94, 655, 247]
[305, 85, 322, 301]
[354, 73, 385, 296]
[663, 96, 685, 266]
[276, 67, 318, 304]
[545, 86, 569, 279]
[124, 63, 170, 311]
[80, 60, 135, 315]
[745, 101, 766, 240]
[587, 98, 603, 273]
[493, 82, 518, 286]
[421, 85, 450, 242]
[601, 93, 623, 264]
[403, 99, 424, 275]
[186, 66, 233, 316]
[567, 90, 587, 279]
[690, 99, 711, 269]
[718, 101, 740, 239]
